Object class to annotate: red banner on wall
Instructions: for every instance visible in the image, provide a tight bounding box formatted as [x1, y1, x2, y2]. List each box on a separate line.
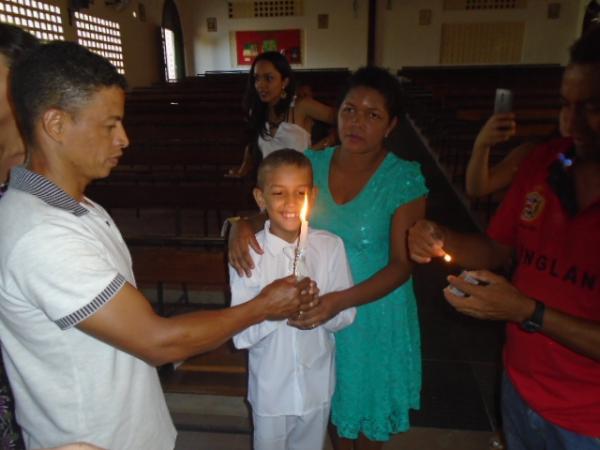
[235, 29, 302, 65]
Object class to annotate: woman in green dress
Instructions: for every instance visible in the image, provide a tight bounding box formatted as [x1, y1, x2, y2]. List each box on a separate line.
[229, 66, 427, 450]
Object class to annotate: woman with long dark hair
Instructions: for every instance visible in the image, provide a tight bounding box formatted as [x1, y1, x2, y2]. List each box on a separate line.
[227, 51, 336, 177]
[229, 66, 428, 450]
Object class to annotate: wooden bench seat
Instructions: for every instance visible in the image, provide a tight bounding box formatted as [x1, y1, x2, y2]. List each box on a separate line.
[118, 144, 243, 167]
[125, 123, 244, 141]
[126, 236, 248, 397]
[400, 64, 563, 225]
[128, 235, 229, 312]
[89, 182, 255, 237]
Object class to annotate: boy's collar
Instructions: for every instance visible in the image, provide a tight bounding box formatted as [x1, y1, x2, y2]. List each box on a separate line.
[263, 220, 300, 256]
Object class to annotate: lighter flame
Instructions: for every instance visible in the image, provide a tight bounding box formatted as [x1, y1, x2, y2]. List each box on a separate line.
[443, 253, 452, 263]
[300, 193, 308, 222]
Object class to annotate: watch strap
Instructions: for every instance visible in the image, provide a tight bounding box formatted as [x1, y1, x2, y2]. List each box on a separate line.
[521, 300, 545, 332]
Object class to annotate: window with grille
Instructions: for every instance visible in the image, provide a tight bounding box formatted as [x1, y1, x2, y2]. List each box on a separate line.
[466, 0, 516, 9]
[162, 27, 176, 81]
[440, 22, 524, 64]
[0, 0, 64, 42]
[74, 11, 125, 74]
[443, 0, 526, 10]
[228, 1, 302, 19]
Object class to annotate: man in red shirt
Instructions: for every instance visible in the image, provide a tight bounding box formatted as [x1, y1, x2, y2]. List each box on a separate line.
[408, 25, 600, 450]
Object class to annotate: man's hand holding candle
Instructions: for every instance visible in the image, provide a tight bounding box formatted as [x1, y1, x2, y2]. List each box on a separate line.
[259, 276, 319, 321]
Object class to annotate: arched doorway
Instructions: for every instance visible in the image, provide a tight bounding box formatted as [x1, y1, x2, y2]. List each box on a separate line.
[161, 0, 185, 82]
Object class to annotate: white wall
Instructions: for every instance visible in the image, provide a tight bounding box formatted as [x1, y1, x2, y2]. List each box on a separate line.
[40, 0, 167, 87]
[177, 0, 369, 74]
[376, 0, 585, 68]
[23, 0, 589, 86]
[179, 0, 587, 76]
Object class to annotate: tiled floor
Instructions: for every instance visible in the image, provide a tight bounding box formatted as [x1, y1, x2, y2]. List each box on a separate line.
[173, 427, 493, 450]
[166, 393, 496, 450]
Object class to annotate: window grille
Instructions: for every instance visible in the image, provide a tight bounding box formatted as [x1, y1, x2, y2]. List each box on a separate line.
[74, 11, 125, 74]
[0, 0, 64, 42]
[443, 0, 526, 10]
[228, 1, 302, 19]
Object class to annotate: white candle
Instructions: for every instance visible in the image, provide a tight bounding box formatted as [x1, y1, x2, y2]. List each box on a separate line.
[298, 193, 309, 251]
[292, 193, 309, 277]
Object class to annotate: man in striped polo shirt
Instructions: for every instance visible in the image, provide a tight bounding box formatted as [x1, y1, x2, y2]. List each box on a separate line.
[0, 41, 314, 449]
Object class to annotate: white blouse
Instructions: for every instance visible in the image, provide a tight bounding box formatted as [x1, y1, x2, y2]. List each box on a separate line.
[258, 121, 311, 158]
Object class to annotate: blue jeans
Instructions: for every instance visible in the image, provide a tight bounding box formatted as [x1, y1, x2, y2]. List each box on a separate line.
[502, 372, 600, 450]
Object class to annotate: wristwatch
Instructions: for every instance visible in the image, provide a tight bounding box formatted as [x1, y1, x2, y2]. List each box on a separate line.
[521, 300, 545, 333]
[220, 216, 244, 238]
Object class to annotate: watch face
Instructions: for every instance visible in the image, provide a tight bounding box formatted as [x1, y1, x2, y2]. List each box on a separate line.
[521, 300, 545, 333]
[521, 319, 541, 333]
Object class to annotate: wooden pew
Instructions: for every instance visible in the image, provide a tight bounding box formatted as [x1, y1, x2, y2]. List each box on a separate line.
[128, 236, 228, 314]
[127, 236, 248, 396]
[109, 143, 245, 177]
[88, 182, 255, 237]
[399, 64, 562, 225]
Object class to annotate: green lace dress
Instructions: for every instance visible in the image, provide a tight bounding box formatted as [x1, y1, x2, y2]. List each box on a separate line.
[306, 147, 428, 441]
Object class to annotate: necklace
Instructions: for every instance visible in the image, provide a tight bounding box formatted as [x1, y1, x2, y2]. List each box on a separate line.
[267, 108, 287, 135]
[268, 117, 284, 132]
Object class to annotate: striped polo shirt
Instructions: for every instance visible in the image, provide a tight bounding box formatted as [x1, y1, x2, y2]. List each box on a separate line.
[0, 166, 176, 449]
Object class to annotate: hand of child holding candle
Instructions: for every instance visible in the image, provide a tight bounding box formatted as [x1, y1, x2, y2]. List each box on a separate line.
[407, 219, 448, 263]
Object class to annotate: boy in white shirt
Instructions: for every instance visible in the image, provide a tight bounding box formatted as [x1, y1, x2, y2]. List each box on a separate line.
[230, 149, 356, 450]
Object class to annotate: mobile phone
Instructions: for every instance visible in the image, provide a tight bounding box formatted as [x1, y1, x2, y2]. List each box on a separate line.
[493, 88, 513, 114]
[447, 272, 488, 297]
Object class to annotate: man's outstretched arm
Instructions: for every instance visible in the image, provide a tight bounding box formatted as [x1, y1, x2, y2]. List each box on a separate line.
[78, 276, 315, 366]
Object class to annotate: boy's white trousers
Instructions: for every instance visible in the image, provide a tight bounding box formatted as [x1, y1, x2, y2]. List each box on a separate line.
[253, 405, 330, 450]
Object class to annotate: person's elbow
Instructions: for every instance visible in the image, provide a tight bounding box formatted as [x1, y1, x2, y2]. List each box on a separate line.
[465, 176, 489, 198]
[135, 338, 185, 367]
[132, 326, 202, 367]
[140, 353, 169, 368]
[389, 259, 412, 287]
[466, 187, 488, 199]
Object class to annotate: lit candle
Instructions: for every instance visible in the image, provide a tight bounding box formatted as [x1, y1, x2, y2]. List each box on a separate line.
[298, 193, 309, 251]
[292, 193, 309, 277]
[443, 253, 452, 263]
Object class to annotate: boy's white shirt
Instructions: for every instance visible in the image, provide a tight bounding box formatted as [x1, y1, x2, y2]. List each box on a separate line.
[229, 220, 356, 416]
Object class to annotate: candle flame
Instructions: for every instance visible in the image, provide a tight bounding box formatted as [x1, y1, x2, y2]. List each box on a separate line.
[443, 253, 452, 263]
[300, 193, 308, 222]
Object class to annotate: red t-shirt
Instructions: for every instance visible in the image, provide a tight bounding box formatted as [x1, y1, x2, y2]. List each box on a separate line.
[488, 137, 600, 437]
